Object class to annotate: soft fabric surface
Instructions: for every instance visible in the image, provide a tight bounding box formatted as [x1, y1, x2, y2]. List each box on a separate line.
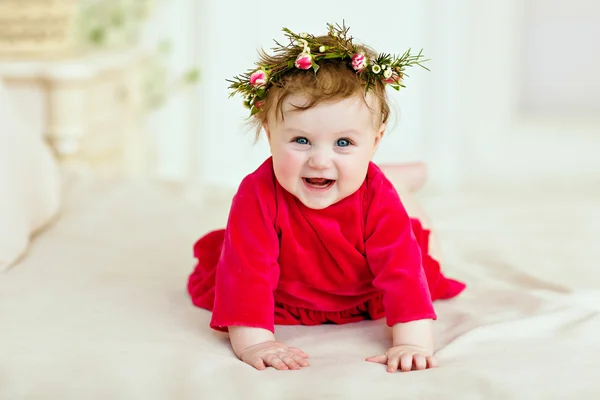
[1, 178, 598, 399]
[0, 80, 61, 271]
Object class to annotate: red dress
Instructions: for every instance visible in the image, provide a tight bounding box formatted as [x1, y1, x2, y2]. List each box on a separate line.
[188, 158, 465, 333]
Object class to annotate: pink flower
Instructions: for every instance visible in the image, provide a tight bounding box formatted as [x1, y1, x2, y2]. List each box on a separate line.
[351, 53, 367, 71]
[295, 53, 313, 70]
[250, 69, 268, 87]
[254, 100, 264, 109]
[384, 71, 402, 84]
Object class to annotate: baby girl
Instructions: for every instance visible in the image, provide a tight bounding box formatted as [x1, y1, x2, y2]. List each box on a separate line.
[188, 22, 465, 373]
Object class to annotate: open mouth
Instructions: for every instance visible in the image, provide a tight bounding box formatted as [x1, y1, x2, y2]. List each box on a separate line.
[303, 177, 336, 190]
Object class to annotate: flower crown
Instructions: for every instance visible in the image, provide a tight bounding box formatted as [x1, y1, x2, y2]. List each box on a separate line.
[227, 21, 430, 117]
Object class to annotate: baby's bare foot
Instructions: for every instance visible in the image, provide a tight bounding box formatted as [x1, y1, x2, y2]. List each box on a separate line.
[378, 162, 428, 193]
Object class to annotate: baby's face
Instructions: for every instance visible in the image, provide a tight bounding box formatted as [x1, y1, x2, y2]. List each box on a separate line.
[264, 93, 385, 210]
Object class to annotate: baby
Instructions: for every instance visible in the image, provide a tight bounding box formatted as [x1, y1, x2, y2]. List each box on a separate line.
[188, 22, 465, 373]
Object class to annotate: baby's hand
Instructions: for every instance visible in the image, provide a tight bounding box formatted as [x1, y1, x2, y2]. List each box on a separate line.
[366, 345, 438, 373]
[238, 341, 310, 371]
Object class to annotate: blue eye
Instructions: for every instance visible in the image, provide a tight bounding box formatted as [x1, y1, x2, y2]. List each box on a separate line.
[336, 138, 351, 147]
[294, 137, 309, 145]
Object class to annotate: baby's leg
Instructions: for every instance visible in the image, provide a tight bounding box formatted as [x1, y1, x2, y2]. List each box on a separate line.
[378, 162, 428, 193]
[390, 180, 443, 263]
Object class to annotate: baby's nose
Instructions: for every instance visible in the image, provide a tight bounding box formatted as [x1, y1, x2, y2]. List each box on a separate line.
[308, 151, 332, 169]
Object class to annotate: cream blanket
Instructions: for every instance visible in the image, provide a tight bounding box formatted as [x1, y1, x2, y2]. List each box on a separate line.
[1, 179, 598, 399]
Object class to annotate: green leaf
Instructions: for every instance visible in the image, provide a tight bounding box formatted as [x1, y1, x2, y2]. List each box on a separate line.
[184, 69, 200, 83]
[157, 39, 172, 55]
[89, 28, 106, 44]
[250, 106, 261, 117]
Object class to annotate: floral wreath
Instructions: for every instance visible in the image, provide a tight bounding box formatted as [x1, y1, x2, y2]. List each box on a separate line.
[227, 21, 430, 117]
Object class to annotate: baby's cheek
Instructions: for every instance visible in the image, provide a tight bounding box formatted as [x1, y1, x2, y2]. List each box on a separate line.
[341, 157, 369, 183]
[275, 152, 301, 179]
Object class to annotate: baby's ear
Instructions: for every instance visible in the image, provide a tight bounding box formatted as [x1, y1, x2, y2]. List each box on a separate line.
[263, 121, 272, 143]
[375, 122, 386, 146]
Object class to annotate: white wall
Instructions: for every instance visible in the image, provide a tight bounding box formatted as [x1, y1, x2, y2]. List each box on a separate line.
[456, 0, 600, 188]
[192, 0, 436, 190]
[139, 0, 198, 181]
[149, 0, 600, 191]
[520, 0, 600, 116]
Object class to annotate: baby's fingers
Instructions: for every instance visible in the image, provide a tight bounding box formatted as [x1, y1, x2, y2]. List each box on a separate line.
[399, 353, 415, 372]
[396, 354, 438, 372]
[249, 357, 267, 371]
[280, 355, 310, 370]
[264, 354, 289, 370]
[293, 354, 310, 367]
[413, 354, 427, 370]
[365, 354, 388, 364]
[288, 347, 309, 358]
[367, 352, 414, 372]
[385, 353, 414, 372]
[426, 356, 439, 369]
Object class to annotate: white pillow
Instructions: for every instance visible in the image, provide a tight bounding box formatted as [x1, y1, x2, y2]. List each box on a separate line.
[0, 80, 61, 271]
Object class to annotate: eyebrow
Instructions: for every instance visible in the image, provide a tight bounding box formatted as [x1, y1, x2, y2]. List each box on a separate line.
[284, 128, 361, 136]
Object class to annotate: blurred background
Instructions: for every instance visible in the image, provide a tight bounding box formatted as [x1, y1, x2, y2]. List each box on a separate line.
[1, 0, 599, 194]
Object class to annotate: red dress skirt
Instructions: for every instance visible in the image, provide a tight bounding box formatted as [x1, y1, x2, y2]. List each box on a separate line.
[188, 218, 466, 326]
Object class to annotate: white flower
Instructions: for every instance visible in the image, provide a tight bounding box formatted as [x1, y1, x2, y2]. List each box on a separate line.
[297, 39, 308, 48]
[372, 65, 381, 74]
[319, 45, 326, 52]
[383, 68, 393, 79]
[300, 32, 308, 38]
[333, 31, 339, 37]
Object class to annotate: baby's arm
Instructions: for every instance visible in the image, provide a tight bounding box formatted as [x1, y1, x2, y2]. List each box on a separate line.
[392, 318, 434, 353]
[207, 172, 309, 370]
[229, 326, 309, 370]
[364, 170, 438, 372]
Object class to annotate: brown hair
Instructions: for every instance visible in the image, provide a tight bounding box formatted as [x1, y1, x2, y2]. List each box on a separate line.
[249, 35, 390, 141]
